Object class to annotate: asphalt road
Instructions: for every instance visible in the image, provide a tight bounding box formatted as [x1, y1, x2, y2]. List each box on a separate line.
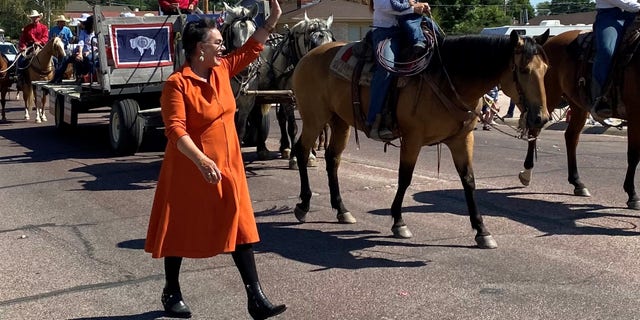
[1, 97, 639, 320]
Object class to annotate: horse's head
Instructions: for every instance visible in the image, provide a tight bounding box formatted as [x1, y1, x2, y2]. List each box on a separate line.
[50, 36, 66, 59]
[289, 12, 335, 58]
[221, 2, 258, 51]
[500, 29, 550, 130]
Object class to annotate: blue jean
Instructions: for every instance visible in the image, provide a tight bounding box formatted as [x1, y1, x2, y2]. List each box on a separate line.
[369, 26, 400, 125]
[592, 8, 636, 87]
[398, 14, 426, 46]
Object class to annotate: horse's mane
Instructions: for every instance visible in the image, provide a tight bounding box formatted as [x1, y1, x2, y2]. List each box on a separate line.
[435, 35, 517, 81]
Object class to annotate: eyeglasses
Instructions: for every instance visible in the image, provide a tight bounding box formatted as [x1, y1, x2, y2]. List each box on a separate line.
[201, 40, 225, 50]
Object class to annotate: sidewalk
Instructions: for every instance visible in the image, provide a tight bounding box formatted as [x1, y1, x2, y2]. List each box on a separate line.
[490, 91, 627, 137]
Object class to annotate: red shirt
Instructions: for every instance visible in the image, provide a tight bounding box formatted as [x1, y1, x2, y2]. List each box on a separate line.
[159, 0, 199, 14]
[19, 22, 49, 51]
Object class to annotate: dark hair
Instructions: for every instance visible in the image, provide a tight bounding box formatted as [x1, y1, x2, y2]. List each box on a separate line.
[83, 16, 94, 34]
[183, 19, 217, 63]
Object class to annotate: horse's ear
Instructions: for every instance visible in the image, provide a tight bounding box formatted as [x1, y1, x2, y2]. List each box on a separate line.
[326, 15, 333, 28]
[509, 30, 520, 46]
[534, 29, 550, 46]
[223, 2, 231, 11]
[249, 3, 259, 19]
[304, 11, 310, 22]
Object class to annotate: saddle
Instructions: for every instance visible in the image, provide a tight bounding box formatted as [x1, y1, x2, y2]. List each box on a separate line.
[329, 19, 441, 142]
[571, 16, 640, 118]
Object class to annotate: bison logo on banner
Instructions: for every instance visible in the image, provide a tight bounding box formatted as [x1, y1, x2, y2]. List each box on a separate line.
[109, 23, 173, 68]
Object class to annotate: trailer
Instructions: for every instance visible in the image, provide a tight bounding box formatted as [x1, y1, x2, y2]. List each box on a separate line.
[34, 6, 190, 155]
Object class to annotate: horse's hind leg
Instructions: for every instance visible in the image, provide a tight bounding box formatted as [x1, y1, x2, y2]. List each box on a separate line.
[325, 117, 355, 224]
[1, 87, 7, 121]
[624, 127, 640, 209]
[565, 108, 590, 196]
[447, 133, 496, 249]
[254, 103, 271, 160]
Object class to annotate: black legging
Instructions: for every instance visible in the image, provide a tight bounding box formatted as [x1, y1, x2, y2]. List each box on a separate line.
[164, 244, 259, 291]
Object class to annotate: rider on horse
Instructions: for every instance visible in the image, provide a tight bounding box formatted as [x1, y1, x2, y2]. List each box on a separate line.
[368, 0, 430, 141]
[591, 0, 640, 119]
[17, 10, 49, 85]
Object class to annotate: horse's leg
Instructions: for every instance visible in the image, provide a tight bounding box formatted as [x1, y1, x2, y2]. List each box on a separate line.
[447, 133, 497, 249]
[519, 127, 541, 186]
[276, 104, 290, 158]
[324, 117, 355, 224]
[40, 92, 48, 122]
[624, 125, 640, 209]
[390, 138, 421, 239]
[255, 103, 271, 160]
[565, 108, 590, 196]
[1, 86, 7, 121]
[293, 125, 321, 223]
[22, 84, 31, 120]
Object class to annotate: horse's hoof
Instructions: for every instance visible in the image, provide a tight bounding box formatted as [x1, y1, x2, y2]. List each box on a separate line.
[392, 225, 413, 238]
[41, 116, 47, 122]
[24, 115, 30, 120]
[294, 206, 307, 223]
[518, 170, 531, 186]
[574, 187, 591, 197]
[627, 200, 640, 210]
[337, 212, 356, 224]
[288, 158, 298, 170]
[35, 117, 42, 124]
[281, 148, 291, 160]
[257, 150, 269, 160]
[308, 154, 318, 167]
[475, 235, 498, 249]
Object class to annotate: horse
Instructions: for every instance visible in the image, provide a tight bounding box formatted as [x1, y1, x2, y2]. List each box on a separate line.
[255, 13, 335, 166]
[0, 53, 15, 121]
[517, 29, 640, 209]
[290, 30, 550, 248]
[18, 37, 66, 123]
[220, 3, 269, 159]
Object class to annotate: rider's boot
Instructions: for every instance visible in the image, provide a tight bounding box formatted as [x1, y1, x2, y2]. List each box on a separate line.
[590, 79, 612, 120]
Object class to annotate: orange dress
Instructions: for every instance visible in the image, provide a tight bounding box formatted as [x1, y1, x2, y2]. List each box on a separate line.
[145, 38, 264, 258]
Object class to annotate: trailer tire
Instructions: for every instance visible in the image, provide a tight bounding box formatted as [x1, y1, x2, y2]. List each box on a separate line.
[110, 99, 143, 155]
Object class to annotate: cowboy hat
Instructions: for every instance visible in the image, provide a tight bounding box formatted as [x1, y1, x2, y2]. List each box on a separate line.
[54, 14, 69, 22]
[27, 10, 43, 18]
[77, 13, 91, 22]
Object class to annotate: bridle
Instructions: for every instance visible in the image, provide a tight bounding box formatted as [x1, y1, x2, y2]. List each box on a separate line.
[220, 15, 257, 52]
[289, 22, 334, 65]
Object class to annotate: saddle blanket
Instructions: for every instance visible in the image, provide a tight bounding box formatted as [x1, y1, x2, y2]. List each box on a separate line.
[329, 42, 408, 87]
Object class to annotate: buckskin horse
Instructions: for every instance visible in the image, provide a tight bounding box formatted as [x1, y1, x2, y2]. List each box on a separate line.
[291, 30, 550, 248]
[517, 28, 640, 209]
[19, 37, 65, 123]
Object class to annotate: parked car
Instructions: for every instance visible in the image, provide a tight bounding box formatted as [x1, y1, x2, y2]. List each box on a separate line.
[0, 41, 18, 64]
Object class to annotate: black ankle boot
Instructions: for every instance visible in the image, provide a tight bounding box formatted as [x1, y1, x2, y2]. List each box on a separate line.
[245, 282, 286, 320]
[161, 287, 192, 318]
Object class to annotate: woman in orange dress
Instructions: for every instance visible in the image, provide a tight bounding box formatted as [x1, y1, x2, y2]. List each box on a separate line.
[145, 1, 285, 318]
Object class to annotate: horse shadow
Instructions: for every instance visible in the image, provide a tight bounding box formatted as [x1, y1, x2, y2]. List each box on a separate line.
[68, 159, 162, 191]
[0, 123, 166, 164]
[370, 187, 640, 237]
[68, 311, 166, 320]
[251, 206, 436, 271]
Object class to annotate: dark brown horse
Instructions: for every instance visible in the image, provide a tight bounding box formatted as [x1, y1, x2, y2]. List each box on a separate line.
[518, 29, 640, 209]
[291, 31, 550, 248]
[0, 53, 13, 121]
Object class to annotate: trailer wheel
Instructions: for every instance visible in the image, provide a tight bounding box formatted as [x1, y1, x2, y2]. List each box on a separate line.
[110, 99, 144, 155]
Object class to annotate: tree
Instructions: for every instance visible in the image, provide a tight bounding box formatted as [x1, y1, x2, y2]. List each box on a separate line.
[431, 0, 512, 35]
[548, 0, 594, 14]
